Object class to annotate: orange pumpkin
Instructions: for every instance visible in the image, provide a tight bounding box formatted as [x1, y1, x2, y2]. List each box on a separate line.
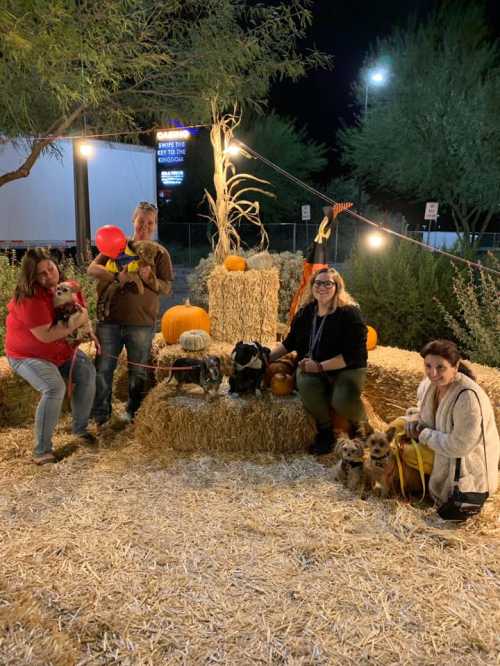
[366, 325, 378, 351]
[264, 359, 297, 387]
[223, 255, 247, 271]
[271, 373, 295, 396]
[161, 299, 210, 344]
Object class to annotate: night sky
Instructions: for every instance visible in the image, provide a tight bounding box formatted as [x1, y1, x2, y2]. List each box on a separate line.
[269, 0, 500, 180]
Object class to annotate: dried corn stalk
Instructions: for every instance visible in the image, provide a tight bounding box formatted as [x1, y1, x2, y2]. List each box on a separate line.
[205, 99, 274, 263]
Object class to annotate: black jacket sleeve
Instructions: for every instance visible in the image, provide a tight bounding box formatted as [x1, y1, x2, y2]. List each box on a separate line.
[340, 307, 367, 367]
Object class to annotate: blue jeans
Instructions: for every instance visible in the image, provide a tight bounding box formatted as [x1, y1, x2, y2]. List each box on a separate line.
[92, 323, 154, 424]
[8, 351, 96, 456]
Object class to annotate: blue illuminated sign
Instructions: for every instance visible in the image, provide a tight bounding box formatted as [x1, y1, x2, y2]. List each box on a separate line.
[156, 126, 193, 204]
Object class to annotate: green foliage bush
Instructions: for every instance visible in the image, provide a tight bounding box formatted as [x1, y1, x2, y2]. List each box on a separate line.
[347, 240, 457, 351]
[0, 253, 98, 354]
[0, 253, 21, 353]
[187, 250, 304, 323]
[436, 256, 500, 367]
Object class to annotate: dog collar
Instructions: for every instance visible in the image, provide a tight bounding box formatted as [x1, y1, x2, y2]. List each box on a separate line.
[235, 356, 262, 371]
[342, 459, 363, 468]
[371, 452, 390, 467]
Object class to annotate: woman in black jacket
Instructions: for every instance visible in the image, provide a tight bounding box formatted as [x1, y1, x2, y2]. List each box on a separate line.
[269, 267, 367, 455]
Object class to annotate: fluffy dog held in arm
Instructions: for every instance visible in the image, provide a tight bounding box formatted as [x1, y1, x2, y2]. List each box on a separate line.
[53, 280, 93, 345]
[229, 341, 270, 396]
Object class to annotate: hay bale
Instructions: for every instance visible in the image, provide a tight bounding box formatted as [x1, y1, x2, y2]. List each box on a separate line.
[135, 381, 315, 453]
[366, 345, 500, 427]
[0, 356, 75, 427]
[207, 265, 279, 344]
[0, 357, 38, 426]
[135, 381, 388, 454]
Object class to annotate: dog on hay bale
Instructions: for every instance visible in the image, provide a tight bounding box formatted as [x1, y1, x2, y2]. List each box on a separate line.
[229, 341, 270, 396]
[53, 280, 93, 346]
[165, 356, 222, 397]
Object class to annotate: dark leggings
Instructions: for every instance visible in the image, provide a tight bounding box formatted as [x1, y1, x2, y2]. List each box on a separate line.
[296, 367, 367, 428]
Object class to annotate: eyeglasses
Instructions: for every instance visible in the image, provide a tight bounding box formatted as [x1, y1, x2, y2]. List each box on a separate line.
[313, 280, 336, 289]
[137, 201, 158, 211]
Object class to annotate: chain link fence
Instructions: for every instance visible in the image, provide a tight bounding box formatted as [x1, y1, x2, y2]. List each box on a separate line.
[159, 222, 500, 267]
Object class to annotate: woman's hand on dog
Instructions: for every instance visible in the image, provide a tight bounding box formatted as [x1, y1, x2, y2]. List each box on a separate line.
[298, 358, 321, 374]
[404, 419, 424, 440]
[68, 306, 89, 332]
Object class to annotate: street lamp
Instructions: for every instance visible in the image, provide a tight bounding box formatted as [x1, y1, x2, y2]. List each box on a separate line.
[364, 68, 388, 115]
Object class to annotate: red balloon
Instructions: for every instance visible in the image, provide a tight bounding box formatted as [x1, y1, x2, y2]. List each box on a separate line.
[95, 225, 127, 259]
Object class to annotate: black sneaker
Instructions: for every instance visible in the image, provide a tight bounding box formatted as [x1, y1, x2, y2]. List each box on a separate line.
[75, 432, 98, 446]
[308, 427, 335, 456]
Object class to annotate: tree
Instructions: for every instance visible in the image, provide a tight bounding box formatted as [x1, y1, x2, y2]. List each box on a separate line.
[339, 3, 500, 253]
[348, 239, 457, 352]
[0, 0, 330, 187]
[239, 113, 328, 224]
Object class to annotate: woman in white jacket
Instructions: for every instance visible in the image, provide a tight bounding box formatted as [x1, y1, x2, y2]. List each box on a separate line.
[405, 340, 499, 518]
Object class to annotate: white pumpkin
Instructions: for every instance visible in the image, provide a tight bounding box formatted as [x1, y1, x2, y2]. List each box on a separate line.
[246, 251, 274, 271]
[179, 329, 211, 352]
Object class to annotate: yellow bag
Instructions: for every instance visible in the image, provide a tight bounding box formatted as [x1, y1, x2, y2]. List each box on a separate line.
[389, 417, 434, 500]
[390, 417, 434, 474]
[402, 441, 434, 475]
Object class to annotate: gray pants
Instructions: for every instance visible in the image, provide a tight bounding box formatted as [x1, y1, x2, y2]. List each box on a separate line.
[296, 367, 367, 429]
[8, 351, 96, 456]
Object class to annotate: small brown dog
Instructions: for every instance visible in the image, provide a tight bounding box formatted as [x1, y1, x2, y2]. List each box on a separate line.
[334, 436, 365, 491]
[97, 240, 160, 319]
[363, 426, 397, 498]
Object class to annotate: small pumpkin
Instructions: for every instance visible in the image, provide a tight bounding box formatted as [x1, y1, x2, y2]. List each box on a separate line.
[179, 329, 211, 352]
[271, 372, 295, 397]
[366, 325, 378, 351]
[264, 360, 294, 386]
[246, 251, 274, 271]
[161, 299, 210, 345]
[223, 255, 247, 272]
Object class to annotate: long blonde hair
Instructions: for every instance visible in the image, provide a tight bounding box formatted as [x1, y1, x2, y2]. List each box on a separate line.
[301, 267, 358, 313]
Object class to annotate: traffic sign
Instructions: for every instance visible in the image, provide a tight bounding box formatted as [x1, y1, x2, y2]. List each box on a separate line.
[424, 202, 439, 220]
[301, 205, 311, 221]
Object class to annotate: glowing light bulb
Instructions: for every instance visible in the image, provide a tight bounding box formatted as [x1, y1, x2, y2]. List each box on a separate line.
[367, 231, 385, 249]
[79, 142, 93, 158]
[225, 143, 240, 156]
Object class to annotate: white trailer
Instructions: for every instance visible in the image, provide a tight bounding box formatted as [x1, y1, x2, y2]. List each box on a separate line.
[0, 139, 156, 249]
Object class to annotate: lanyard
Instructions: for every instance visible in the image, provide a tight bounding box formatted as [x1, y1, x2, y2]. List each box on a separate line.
[308, 309, 328, 359]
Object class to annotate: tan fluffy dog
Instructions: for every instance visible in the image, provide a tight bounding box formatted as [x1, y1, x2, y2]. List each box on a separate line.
[363, 426, 397, 498]
[364, 426, 427, 499]
[334, 436, 365, 492]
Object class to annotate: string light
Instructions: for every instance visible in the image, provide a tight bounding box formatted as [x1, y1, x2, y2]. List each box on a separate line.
[78, 142, 93, 158]
[233, 139, 500, 277]
[224, 143, 241, 156]
[15, 123, 498, 277]
[366, 230, 385, 249]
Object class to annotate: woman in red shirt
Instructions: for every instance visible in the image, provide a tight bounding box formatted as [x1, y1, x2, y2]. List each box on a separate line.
[5, 248, 97, 464]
